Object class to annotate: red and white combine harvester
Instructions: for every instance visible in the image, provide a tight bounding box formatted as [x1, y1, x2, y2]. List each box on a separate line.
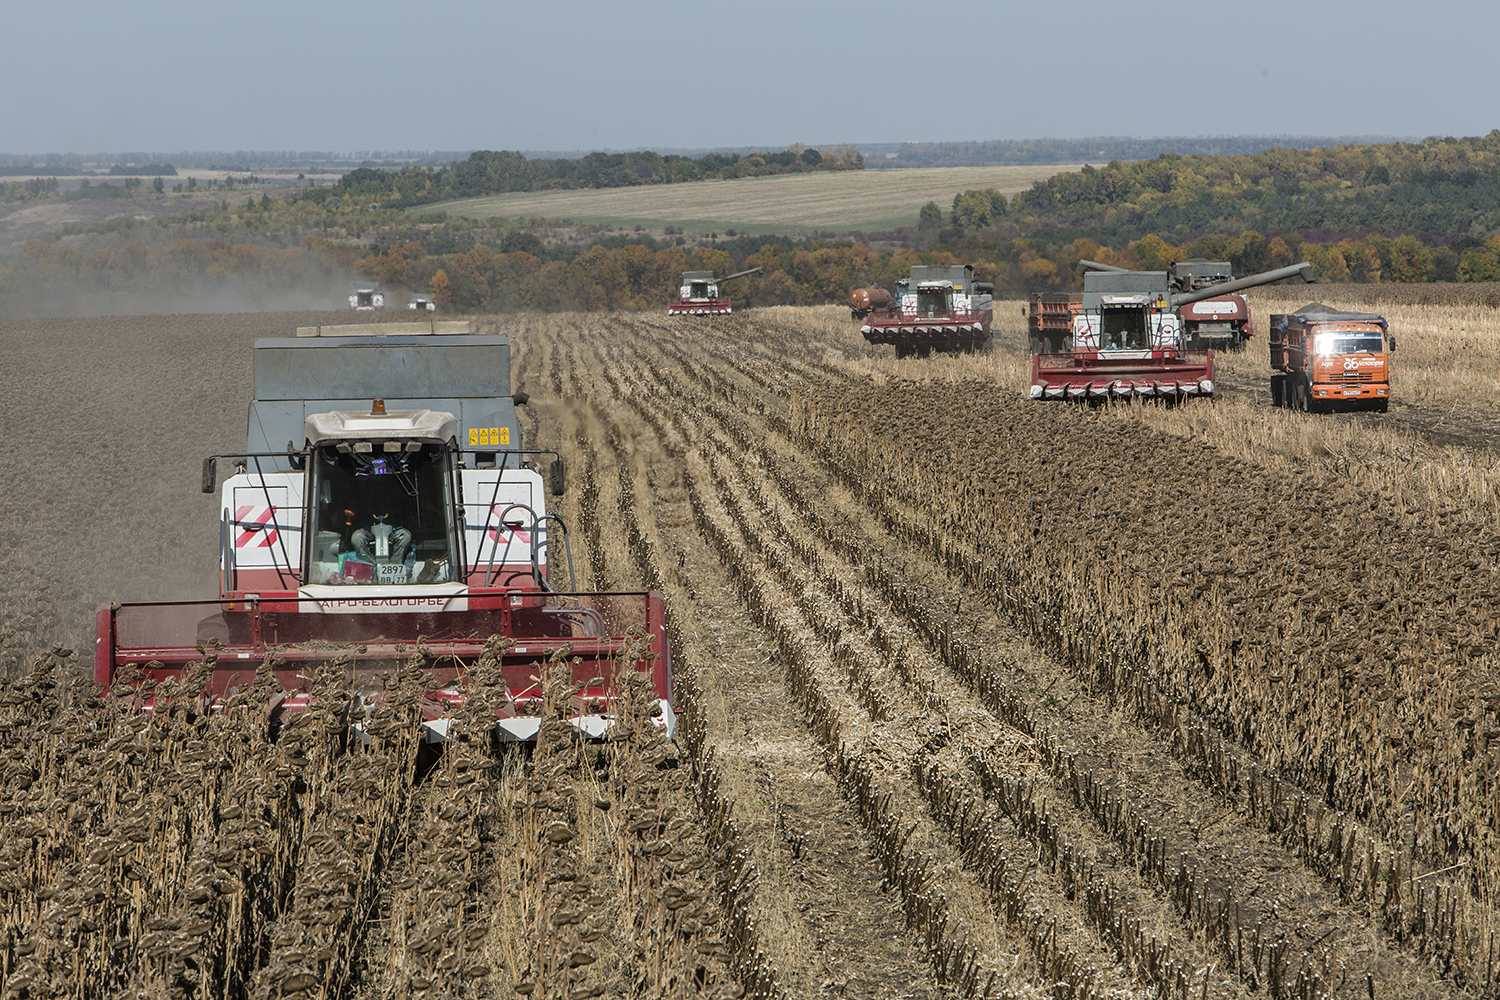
[1167, 260, 1258, 351]
[860, 265, 994, 357]
[95, 321, 674, 745]
[1028, 261, 1313, 401]
[667, 267, 762, 315]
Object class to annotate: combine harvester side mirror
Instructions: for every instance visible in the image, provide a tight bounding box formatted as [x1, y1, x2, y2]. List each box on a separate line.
[550, 458, 567, 497]
[201, 456, 218, 494]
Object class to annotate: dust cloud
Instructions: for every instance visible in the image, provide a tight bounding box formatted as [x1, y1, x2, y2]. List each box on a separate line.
[0, 310, 420, 678]
[0, 272, 372, 319]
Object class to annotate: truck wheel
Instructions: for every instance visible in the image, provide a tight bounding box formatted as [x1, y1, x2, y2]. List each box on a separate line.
[1372, 398, 1389, 413]
[1270, 374, 1285, 407]
[1293, 380, 1309, 412]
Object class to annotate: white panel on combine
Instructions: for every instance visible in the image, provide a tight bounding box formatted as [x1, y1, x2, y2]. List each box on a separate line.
[463, 470, 547, 571]
[225, 474, 304, 571]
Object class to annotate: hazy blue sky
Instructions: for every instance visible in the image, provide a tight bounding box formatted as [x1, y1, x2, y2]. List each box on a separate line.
[4, 0, 1497, 154]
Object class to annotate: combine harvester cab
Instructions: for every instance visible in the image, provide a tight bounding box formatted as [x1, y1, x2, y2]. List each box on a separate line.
[667, 267, 762, 315]
[1029, 261, 1313, 402]
[861, 264, 994, 357]
[95, 321, 674, 746]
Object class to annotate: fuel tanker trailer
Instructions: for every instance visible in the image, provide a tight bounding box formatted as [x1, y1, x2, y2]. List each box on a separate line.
[860, 264, 994, 357]
[95, 320, 676, 745]
[1029, 261, 1313, 401]
[849, 285, 893, 320]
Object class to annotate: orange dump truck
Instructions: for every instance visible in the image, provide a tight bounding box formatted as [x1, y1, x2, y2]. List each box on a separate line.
[1269, 304, 1393, 412]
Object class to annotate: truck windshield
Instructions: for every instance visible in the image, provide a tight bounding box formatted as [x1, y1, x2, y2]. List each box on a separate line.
[306, 443, 457, 586]
[1315, 330, 1384, 354]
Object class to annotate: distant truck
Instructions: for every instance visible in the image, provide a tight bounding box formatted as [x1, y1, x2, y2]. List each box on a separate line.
[1269, 304, 1393, 412]
[408, 294, 437, 312]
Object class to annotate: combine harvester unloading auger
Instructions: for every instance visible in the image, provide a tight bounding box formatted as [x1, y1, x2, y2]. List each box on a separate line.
[95, 320, 674, 746]
[1028, 261, 1314, 401]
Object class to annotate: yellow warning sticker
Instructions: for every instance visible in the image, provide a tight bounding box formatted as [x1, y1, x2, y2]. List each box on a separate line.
[469, 428, 508, 447]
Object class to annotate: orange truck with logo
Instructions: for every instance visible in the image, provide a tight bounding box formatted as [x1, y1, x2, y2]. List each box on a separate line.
[1269, 304, 1393, 413]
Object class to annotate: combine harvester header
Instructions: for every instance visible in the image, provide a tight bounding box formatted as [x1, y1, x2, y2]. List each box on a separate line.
[96, 319, 674, 745]
[1029, 262, 1313, 401]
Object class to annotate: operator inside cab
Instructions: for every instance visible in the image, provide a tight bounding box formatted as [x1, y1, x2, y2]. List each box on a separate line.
[306, 442, 459, 586]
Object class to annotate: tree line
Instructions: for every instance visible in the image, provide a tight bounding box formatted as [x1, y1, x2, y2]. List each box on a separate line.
[6, 221, 1500, 320]
[874, 135, 1413, 169]
[329, 145, 865, 207]
[999, 132, 1500, 248]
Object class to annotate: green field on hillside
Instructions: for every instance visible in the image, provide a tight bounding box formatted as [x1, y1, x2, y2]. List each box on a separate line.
[424, 165, 1086, 235]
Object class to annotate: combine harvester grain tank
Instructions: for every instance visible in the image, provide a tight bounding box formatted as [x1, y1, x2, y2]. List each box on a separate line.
[95, 319, 675, 745]
[667, 267, 762, 315]
[1028, 261, 1314, 401]
[860, 264, 994, 357]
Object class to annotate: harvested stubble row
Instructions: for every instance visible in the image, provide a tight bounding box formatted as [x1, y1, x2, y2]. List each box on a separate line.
[530, 344, 786, 999]
[625, 328, 1282, 997]
[552, 310, 1486, 998]
[582, 384, 786, 999]
[708, 383, 1362, 996]
[588, 329, 1173, 997]
[533, 330, 994, 998]
[788, 376, 1500, 985]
